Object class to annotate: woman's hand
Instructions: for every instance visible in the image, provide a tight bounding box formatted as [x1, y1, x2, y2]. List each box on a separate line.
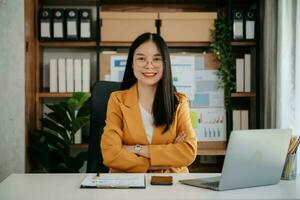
[174, 132, 186, 144]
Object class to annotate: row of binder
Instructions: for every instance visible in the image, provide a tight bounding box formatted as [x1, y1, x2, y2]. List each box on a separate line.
[236, 54, 251, 92]
[39, 8, 92, 41]
[233, 9, 256, 40]
[233, 110, 249, 130]
[49, 58, 91, 93]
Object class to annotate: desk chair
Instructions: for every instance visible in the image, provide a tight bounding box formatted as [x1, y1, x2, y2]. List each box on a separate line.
[87, 81, 121, 173]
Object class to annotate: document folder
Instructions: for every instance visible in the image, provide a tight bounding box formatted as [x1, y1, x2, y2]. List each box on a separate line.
[79, 9, 92, 40]
[65, 9, 79, 40]
[233, 10, 244, 40]
[245, 9, 255, 40]
[39, 8, 52, 40]
[52, 9, 65, 40]
[80, 174, 146, 189]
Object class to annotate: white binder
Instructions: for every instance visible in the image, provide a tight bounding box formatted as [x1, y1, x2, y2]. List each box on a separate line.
[49, 58, 58, 92]
[82, 58, 91, 92]
[66, 58, 74, 92]
[244, 54, 251, 92]
[74, 59, 82, 92]
[236, 58, 244, 92]
[58, 58, 66, 93]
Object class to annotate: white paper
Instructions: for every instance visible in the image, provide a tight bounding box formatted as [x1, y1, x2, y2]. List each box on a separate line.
[58, 58, 66, 93]
[171, 56, 196, 100]
[80, 22, 91, 38]
[110, 56, 127, 82]
[53, 22, 63, 38]
[66, 59, 74, 92]
[190, 108, 226, 141]
[67, 21, 77, 37]
[81, 174, 145, 188]
[192, 70, 224, 107]
[49, 59, 58, 92]
[41, 22, 50, 38]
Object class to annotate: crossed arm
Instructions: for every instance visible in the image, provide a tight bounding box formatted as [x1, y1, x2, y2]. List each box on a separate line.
[101, 93, 197, 172]
[122, 132, 187, 170]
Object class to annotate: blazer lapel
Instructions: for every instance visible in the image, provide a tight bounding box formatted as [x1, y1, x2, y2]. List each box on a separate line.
[121, 84, 149, 145]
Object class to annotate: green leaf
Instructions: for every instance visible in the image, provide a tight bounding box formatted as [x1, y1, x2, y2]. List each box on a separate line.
[71, 116, 90, 135]
[77, 99, 90, 118]
[45, 104, 72, 130]
[40, 118, 70, 143]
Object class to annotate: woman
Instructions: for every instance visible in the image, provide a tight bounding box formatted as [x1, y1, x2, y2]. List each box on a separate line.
[100, 33, 197, 173]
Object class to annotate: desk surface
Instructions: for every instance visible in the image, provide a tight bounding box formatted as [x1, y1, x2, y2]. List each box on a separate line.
[0, 173, 299, 200]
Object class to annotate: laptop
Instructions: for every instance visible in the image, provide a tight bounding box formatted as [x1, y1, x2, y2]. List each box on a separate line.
[180, 129, 292, 191]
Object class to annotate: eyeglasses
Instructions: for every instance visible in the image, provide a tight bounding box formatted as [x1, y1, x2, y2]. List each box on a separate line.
[134, 56, 164, 69]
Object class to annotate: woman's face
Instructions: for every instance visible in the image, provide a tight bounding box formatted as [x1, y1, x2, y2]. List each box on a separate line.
[133, 40, 164, 87]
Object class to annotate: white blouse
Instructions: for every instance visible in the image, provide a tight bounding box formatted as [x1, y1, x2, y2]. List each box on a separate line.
[139, 103, 154, 144]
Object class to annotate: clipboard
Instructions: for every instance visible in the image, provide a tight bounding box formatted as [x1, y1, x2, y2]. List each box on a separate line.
[80, 174, 146, 189]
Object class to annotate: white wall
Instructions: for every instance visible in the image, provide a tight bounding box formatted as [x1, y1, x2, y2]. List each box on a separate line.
[0, 0, 25, 182]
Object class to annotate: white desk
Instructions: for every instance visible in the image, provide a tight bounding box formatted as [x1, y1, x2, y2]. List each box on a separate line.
[0, 173, 299, 200]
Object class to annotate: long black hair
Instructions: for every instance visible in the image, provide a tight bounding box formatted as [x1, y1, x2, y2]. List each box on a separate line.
[121, 33, 178, 132]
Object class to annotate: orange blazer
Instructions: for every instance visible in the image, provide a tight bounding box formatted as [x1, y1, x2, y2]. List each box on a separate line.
[100, 84, 197, 173]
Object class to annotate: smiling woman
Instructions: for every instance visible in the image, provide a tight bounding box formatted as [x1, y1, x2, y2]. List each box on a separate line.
[100, 33, 197, 173]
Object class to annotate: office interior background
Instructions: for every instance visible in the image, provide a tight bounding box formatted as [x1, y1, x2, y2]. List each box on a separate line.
[0, 0, 300, 182]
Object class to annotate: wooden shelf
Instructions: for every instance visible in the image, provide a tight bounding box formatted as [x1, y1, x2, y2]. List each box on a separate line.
[40, 0, 97, 6]
[231, 92, 256, 97]
[38, 92, 74, 98]
[39, 41, 97, 48]
[38, 92, 91, 98]
[100, 41, 211, 48]
[197, 141, 226, 156]
[231, 41, 256, 46]
[71, 143, 89, 150]
[167, 42, 211, 47]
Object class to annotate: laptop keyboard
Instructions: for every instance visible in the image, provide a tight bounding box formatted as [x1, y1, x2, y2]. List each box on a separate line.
[202, 181, 219, 187]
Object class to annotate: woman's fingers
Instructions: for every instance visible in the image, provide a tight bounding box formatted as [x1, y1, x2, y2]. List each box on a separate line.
[174, 132, 186, 143]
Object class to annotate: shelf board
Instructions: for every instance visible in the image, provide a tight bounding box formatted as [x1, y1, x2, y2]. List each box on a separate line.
[231, 92, 256, 97]
[231, 41, 256, 46]
[197, 141, 226, 155]
[40, 0, 97, 6]
[71, 143, 89, 150]
[39, 41, 97, 48]
[38, 92, 74, 98]
[100, 42, 131, 47]
[100, 41, 211, 48]
[167, 42, 211, 47]
[197, 149, 226, 155]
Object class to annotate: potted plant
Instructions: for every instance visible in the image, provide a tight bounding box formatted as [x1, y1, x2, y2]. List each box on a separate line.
[29, 92, 90, 173]
[210, 10, 235, 108]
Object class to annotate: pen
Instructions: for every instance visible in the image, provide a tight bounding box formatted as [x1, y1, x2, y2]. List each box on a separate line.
[291, 137, 300, 154]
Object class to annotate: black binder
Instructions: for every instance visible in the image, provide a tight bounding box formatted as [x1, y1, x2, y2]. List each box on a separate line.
[233, 10, 244, 40]
[65, 9, 79, 40]
[52, 9, 65, 40]
[245, 9, 255, 40]
[79, 9, 92, 40]
[39, 8, 52, 40]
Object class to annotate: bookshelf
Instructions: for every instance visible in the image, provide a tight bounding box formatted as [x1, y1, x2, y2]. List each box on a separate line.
[25, 0, 261, 172]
